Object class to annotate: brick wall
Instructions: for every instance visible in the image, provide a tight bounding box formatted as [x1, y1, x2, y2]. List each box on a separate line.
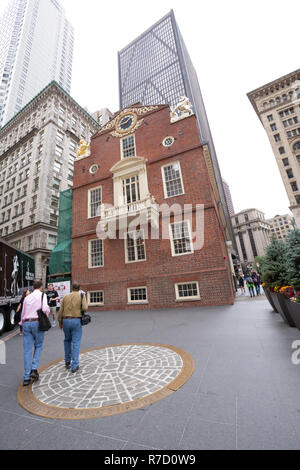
[72, 105, 235, 310]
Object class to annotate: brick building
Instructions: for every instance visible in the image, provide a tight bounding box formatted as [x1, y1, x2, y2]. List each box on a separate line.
[72, 103, 235, 310]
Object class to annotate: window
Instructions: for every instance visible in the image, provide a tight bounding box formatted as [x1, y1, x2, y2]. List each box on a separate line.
[50, 214, 58, 226]
[162, 162, 184, 198]
[244, 213, 249, 222]
[122, 175, 140, 204]
[88, 291, 104, 306]
[170, 221, 193, 256]
[279, 147, 285, 155]
[293, 141, 300, 152]
[121, 135, 136, 158]
[274, 134, 281, 142]
[88, 186, 102, 218]
[175, 282, 200, 301]
[282, 158, 289, 167]
[291, 182, 299, 192]
[127, 287, 148, 304]
[88, 239, 103, 268]
[55, 145, 63, 158]
[270, 123, 277, 132]
[295, 195, 300, 204]
[125, 230, 146, 263]
[53, 161, 62, 173]
[296, 155, 300, 164]
[48, 235, 57, 250]
[286, 169, 294, 179]
[267, 115, 273, 122]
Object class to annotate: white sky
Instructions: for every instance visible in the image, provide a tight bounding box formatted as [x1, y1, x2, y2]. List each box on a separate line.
[1, 0, 300, 219]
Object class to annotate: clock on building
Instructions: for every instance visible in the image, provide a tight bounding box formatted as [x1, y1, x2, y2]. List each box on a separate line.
[116, 112, 137, 134]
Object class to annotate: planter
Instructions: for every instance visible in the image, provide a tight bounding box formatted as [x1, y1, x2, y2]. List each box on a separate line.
[269, 292, 296, 327]
[285, 300, 300, 332]
[263, 288, 278, 313]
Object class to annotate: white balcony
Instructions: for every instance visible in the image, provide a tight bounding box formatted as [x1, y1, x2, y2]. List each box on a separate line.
[100, 196, 159, 233]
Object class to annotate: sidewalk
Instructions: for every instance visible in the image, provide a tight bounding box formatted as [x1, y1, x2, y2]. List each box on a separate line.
[1, 298, 300, 450]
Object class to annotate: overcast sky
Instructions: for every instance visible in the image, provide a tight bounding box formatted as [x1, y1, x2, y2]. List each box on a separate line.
[1, 0, 300, 219]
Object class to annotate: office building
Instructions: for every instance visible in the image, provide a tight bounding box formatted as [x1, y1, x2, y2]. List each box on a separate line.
[232, 209, 271, 263]
[0, 81, 100, 282]
[0, 0, 74, 127]
[248, 69, 300, 228]
[267, 213, 295, 242]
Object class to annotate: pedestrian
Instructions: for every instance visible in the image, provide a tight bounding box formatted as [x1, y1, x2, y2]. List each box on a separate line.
[58, 282, 88, 373]
[19, 280, 50, 386]
[246, 275, 255, 297]
[251, 271, 261, 296]
[256, 273, 262, 295]
[238, 274, 245, 294]
[46, 283, 60, 327]
[15, 289, 30, 335]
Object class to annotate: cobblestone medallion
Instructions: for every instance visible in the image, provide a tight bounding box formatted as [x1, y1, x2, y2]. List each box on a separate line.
[17, 343, 194, 420]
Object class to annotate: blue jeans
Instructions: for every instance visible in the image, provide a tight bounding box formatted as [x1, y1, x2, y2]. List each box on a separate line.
[63, 319, 82, 371]
[23, 322, 45, 380]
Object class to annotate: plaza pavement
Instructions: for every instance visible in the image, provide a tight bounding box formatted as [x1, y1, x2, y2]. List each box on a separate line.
[1, 294, 300, 450]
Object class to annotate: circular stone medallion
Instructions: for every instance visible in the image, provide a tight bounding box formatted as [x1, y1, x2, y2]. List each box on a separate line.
[17, 343, 194, 420]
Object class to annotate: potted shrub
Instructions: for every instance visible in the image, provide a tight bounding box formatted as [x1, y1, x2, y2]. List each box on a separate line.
[278, 286, 296, 327]
[261, 237, 289, 320]
[284, 230, 300, 331]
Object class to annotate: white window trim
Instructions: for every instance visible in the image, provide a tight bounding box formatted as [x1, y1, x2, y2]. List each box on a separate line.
[175, 282, 201, 301]
[88, 239, 104, 269]
[88, 185, 102, 219]
[161, 161, 185, 199]
[120, 134, 136, 159]
[124, 229, 147, 264]
[169, 220, 194, 257]
[87, 291, 104, 306]
[127, 286, 148, 304]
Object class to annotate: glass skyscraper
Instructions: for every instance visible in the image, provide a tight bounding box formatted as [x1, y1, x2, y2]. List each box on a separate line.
[0, 0, 74, 127]
[118, 10, 236, 251]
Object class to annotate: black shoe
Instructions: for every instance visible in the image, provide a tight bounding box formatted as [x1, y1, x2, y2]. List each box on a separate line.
[23, 379, 31, 387]
[71, 366, 79, 374]
[65, 362, 71, 370]
[30, 370, 39, 382]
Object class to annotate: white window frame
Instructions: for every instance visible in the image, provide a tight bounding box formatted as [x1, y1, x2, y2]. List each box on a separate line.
[175, 282, 201, 301]
[120, 134, 136, 159]
[169, 220, 194, 256]
[87, 291, 104, 306]
[127, 286, 148, 304]
[122, 175, 140, 205]
[88, 186, 102, 218]
[161, 161, 185, 199]
[88, 239, 104, 268]
[125, 229, 146, 263]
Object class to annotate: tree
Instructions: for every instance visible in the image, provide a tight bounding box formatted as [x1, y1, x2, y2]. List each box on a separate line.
[286, 229, 300, 291]
[261, 236, 289, 289]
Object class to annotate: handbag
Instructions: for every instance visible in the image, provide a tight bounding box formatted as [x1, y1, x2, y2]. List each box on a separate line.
[80, 292, 91, 326]
[37, 293, 52, 332]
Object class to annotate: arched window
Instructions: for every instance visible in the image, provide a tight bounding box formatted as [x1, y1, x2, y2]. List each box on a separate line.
[276, 97, 281, 104]
[293, 141, 300, 152]
[270, 99, 275, 107]
[282, 94, 287, 102]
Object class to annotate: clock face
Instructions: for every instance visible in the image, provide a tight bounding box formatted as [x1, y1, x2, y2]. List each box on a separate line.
[116, 113, 137, 133]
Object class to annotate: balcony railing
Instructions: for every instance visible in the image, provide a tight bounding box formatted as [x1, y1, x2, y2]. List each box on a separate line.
[100, 196, 159, 233]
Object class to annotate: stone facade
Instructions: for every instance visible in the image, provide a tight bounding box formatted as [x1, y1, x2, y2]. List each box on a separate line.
[248, 69, 300, 228]
[266, 213, 295, 242]
[0, 81, 100, 282]
[232, 208, 271, 264]
[71, 104, 235, 311]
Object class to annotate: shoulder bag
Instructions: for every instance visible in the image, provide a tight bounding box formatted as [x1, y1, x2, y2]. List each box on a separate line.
[37, 293, 52, 332]
[80, 292, 91, 326]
